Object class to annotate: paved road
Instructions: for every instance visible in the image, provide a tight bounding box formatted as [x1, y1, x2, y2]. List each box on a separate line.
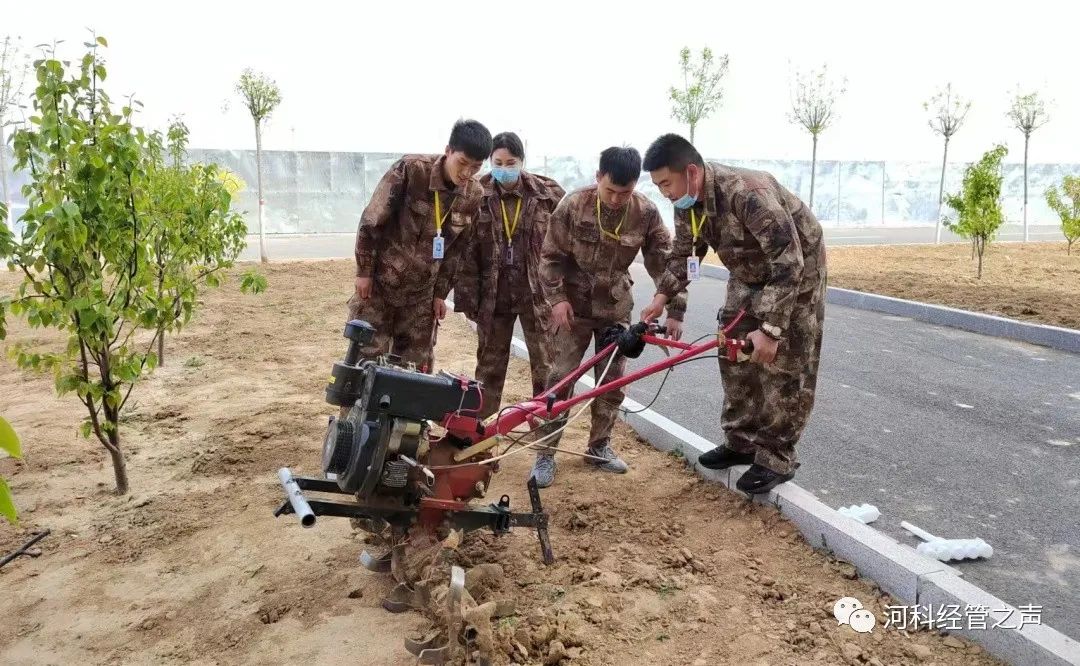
[607, 264, 1077, 640]
[234, 224, 1066, 262]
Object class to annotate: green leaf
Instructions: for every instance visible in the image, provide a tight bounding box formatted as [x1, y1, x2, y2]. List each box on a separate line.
[0, 477, 17, 525]
[80, 421, 93, 439]
[96, 35, 108, 47]
[62, 201, 80, 220]
[240, 270, 268, 294]
[0, 416, 22, 459]
[140, 307, 158, 327]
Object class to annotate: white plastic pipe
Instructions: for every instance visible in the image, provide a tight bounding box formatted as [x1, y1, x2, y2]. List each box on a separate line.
[899, 521, 937, 542]
[900, 521, 993, 562]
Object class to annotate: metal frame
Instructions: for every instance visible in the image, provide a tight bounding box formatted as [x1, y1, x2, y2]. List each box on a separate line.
[276, 470, 553, 564]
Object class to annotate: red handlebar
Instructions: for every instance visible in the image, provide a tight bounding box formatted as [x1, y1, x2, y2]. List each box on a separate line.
[442, 310, 754, 445]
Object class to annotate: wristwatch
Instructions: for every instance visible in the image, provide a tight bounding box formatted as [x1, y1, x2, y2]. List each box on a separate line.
[760, 322, 784, 340]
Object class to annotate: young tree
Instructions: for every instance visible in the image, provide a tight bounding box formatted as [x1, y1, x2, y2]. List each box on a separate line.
[943, 145, 1008, 278]
[234, 69, 281, 264]
[1, 35, 30, 234]
[924, 83, 972, 243]
[145, 118, 252, 366]
[1007, 89, 1050, 242]
[1044, 175, 1080, 255]
[669, 47, 729, 145]
[788, 64, 846, 212]
[6, 39, 259, 494]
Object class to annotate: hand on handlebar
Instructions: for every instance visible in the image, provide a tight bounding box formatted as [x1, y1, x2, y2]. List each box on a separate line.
[639, 294, 667, 324]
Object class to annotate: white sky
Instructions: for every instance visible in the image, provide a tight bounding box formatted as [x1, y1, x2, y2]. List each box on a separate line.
[4, 0, 1078, 165]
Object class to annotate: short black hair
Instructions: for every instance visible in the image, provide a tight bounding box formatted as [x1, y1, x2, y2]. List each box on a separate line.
[491, 131, 525, 161]
[448, 119, 493, 161]
[643, 133, 704, 172]
[598, 146, 641, 187]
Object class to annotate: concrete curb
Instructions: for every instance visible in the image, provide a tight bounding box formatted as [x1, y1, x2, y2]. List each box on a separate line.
[699, 263, 1080, 354]
[453, 307, 1080, 665]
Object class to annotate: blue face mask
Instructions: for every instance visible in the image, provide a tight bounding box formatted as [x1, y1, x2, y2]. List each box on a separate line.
[673, 191, 697, 210]
[492, 165, 521, 185]
[672, 168, 697, 209]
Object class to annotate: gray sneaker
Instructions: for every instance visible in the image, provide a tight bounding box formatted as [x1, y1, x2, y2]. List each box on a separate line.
[530, 452, 557, 488]
[585, 440, 629, 474]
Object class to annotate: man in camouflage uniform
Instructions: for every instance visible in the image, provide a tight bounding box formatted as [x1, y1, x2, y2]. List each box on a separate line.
[349, 119, 491, 372]
[641, 133, 827, 494]
[454, 132, 566, 419]
[532, 146, 686, 488]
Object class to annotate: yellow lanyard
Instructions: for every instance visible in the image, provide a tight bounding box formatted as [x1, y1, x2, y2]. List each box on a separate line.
[690, 208, 707, 244]
[596, 196, 628, 241]
[434, 191, 456, 236]
[500, 197, 522, 242]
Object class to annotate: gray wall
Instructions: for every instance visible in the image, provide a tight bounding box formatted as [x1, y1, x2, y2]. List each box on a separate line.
[3, 146, 1077, 234]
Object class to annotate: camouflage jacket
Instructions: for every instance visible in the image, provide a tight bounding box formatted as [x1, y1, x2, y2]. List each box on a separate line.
[354, 154, 484, 306]
[540, 185, 686, 324]
[453, 171, 566, 328]
[656, 162, 826, 336]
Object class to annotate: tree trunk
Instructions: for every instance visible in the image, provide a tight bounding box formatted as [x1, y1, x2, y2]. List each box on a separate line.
[157, 328, 165, 367]
[0, 122, 10, 234]
[689, 123, 695, 145]
[809, 134, 818, 212]
[935, 136, 949, 244]
[255, 119, 268, 263]
[976, 238, 985, 279]
[108, 430, 129, 495]
[971, 237, 976, 261]
[1023, 134, 1030, 242]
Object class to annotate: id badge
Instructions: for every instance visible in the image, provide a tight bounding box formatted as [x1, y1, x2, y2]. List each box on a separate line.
[505, 246, 514, 265]
[687, 255, 701, 281]
[432, 235, 445, 259]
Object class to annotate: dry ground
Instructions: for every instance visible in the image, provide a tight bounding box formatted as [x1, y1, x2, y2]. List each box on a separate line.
[1, 260, 1003, 665]
[708, 240, 1080, 330]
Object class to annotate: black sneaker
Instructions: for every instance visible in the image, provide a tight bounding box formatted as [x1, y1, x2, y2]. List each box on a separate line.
[697, 446, 755, 470]
[735, 464, 795, 494]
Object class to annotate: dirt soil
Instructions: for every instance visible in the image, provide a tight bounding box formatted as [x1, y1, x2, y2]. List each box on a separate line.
[708, 240, 1080, 330]
[1, 260, 1004, 665]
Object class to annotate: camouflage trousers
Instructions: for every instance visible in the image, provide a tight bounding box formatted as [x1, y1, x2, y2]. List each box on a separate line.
[719, 279, 826, 475]
[346, 288, 437, 371]
[474, 308, 550, 420]
[540, 317, 628, 450]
